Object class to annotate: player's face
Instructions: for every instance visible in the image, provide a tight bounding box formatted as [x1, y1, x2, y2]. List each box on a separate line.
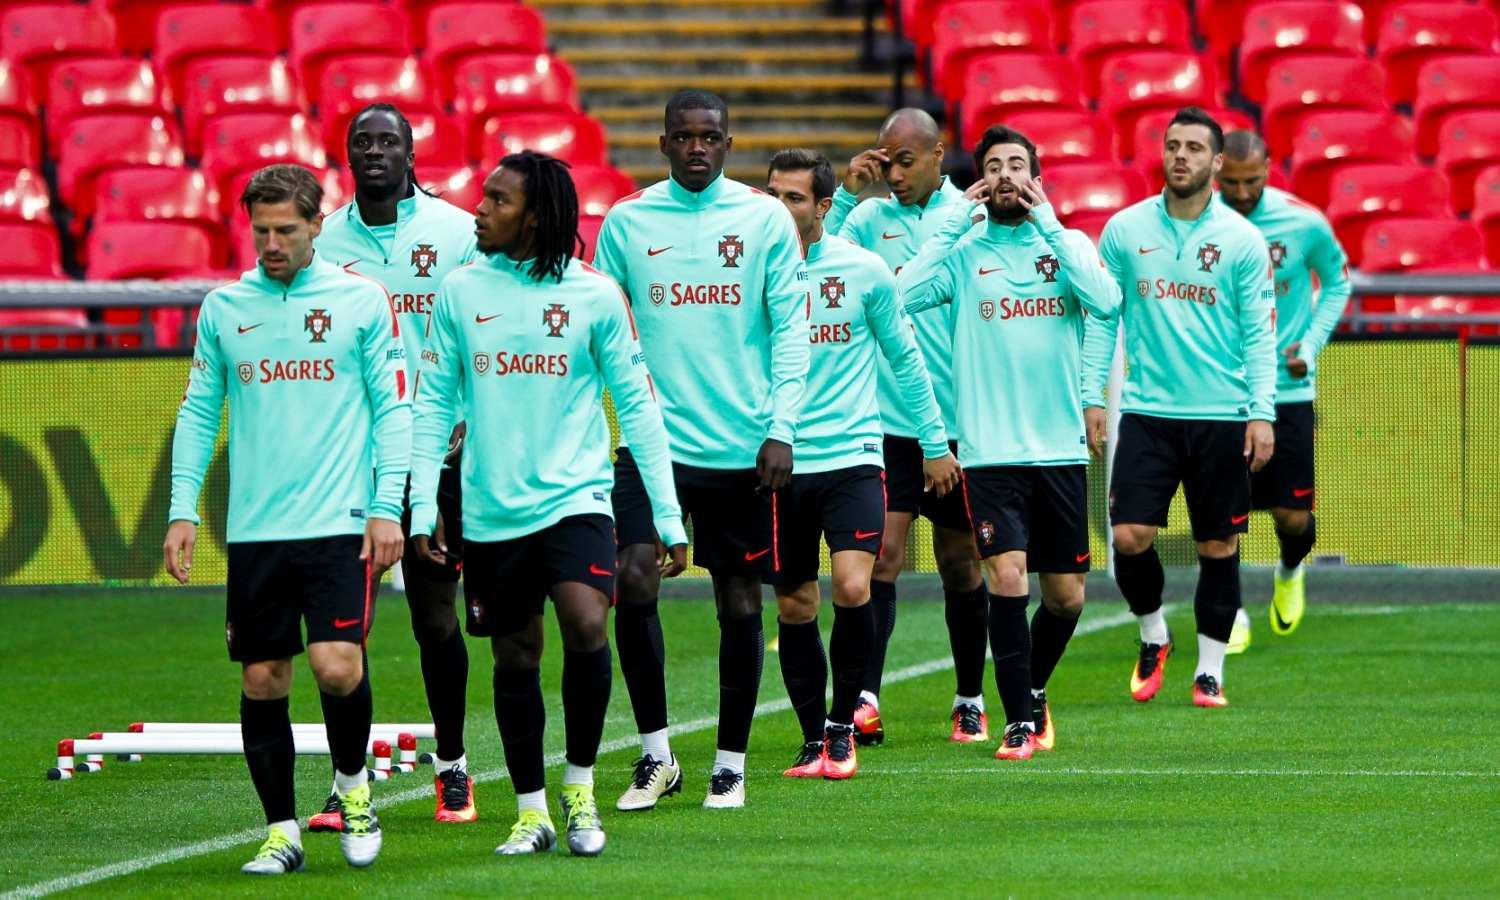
[881, 126, 944, 206]
[1217, 154, 1269, 216]
[1163, 123, 1222, 199]
[981, 142, 1036, 221]
[766, 167, 831, 243]
[251, 199, 322, 284]
[661, 108, 731, 191]
[347, 109, 413, 199]
[474, 166, 537, 259]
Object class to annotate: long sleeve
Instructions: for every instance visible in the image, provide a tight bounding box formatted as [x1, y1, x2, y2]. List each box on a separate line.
[764, 208, 811, 446]
[168, 303, 228, 525]
[1237, 241, 1279, 421]
[897, 201, 973, 314]
[867, 267, 947, 457]
[824, 185, 860, 237]
[1081, 221, 1125, 408]
[594, 288, 689, 548]
[1298, 220, 1352, 368]
[591, 212, 631, 297]
[360, 291, 412, 521]
[1032, 203, 1121, 321]
[408, 286, 462, 536]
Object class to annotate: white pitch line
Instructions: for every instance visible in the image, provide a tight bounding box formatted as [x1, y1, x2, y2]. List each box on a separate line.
[872, 767, 1499, 779]
[3, 605, 1147, 899]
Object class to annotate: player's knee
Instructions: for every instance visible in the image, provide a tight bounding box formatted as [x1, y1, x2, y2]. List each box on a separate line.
[1197, 536, 1239, 559]
[935, 532, 980, 590]
[986, 559, 1027, 597]
[558, 609, 609, 653]
[830, 572, 870, 607]
[776, 587, 818, 624]
[310, 653, 362, 696]
[1113, 525, 1155, 556]
[615, 545, 661, 605]
[241, 661, 291, 699]
[715, 576, 763, 619]
[491, 631, 543, 669]
[1042, 582, 1085, 618]
[1272, 508, 1311, 535]
[406, 584, 459, 645]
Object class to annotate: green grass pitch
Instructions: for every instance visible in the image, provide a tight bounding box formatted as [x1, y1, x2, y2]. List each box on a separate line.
[1, 585, 1497, 897]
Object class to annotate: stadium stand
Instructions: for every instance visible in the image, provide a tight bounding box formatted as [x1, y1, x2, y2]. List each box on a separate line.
[1376, 1, 1500, 105]
[1287, 110, 1417, 209]
[1324, 163, 1450, 267]
[154, 4, 278, 98]
[1238, 1, 1366, 105]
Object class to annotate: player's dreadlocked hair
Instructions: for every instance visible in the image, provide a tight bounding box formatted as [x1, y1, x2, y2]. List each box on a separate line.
[498, 150, 578, 284]
[346, 103, 436, 197]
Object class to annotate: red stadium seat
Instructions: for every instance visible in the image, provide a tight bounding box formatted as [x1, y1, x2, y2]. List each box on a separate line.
[1096, 51, 1220, 157]
[1288, 110, 1417, 208]
[451, 53, 579, 143]
[424, 2, 547, 90]
[471, 110, 607, 168]
[55, 113, 184, 216]
[1361, 216, 1484, 272]
[398, 0, 516, 47]
[1356, 0, 1472, 44]
[91, 167, 226, 265]
[954, 52, 1085, 148]
[0, 61, 40, 166]
[1042, 161, 1148, 224]
[104, 0, 207, 56]
[87, 220, 216, 280]
[1, 4, 116, 106]
[46, 60, 171, 150]
[909, 0, 1049, 56]
[200, 113, 326, 212]
[180, 57, 304, 159]
[257, 0, 378, 47]
[406, 114, 467, 168]
[419, 163, 483, 212]
[571, 163, 637, 217]
[0, 307, 90, 350]
[155, 4, 276, 98]
[1412, 55, 1500, 158]
[288, 4, 411, 105]
[0, 221, 63, 278]
[1067, 1, 1191, 97]
[1472, 163, 1500, 266]
[1435, 109, 1500, 212]
[576, 213, 603, 264]
[1002, 109, 1114, 164]
[0, 118, 38, 168]
[318, 56, 440, 152]
[1239, 1, 1366, 105]
[0, 166, 50, 223]
[1324, 163, 1449, 266]
[1262, 55, 1386, 158]
[1128, 107, 1256, 189]
[1377, 2, 1499, 103]
[1197, 0, 1261, 64]
[928, 1, 1053, 99]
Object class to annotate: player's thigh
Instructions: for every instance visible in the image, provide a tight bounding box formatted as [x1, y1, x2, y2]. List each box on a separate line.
[1109, 413, 1184, 528]
[1028, 465, 1093, 575]
[771, 473, 825, 597]
[1182, 420, 1253, 542]
[962, 466, 1033, 561]
[226, 540, 304, 664]
[462, 533, 548, 641]
[676, 464, 773, 578]
[294, 534, 376, 647]
[531, 516, 617, 648]
[611, 447, 666, 550]
[880, 434, 926, 520]
[920, 440, 973, 533]
[1251, 402, 1315, 512]
[549, 581, 613, 652]
[828, 549, 876, 606]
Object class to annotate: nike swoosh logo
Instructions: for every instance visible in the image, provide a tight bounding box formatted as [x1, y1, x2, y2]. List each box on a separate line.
[854, 530, 880, 540]
[647, 246, 672, 256]
[744, 548, 771, 561]
[882, 232, 904, 240]
[333, 617, 361, 629]
[978, 267, 1003, 275]
[475, 313, 503, 323]
[237, 324, 263, 333]
[1293, 488, 1314, 498]
[1138, 247, 1161, 254]
[589, 563, 613, 577]
[1231, 513, 1251, 525]
[1076, 552, 1091, 563]
[1271, 605, 1294, 631]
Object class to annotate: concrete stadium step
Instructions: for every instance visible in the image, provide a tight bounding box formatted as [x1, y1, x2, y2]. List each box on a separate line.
[561, 46, 860, 77]
[592, 103, 889, 134]
[578, 73, 910, 106]
[534, 0, 831, 21]
[548, 17, 879, 49]
[608, 127, 874, 170]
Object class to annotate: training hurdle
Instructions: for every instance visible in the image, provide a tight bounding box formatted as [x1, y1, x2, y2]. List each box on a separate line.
[128, 723, 430, 772]
[50, 728, 429, 780]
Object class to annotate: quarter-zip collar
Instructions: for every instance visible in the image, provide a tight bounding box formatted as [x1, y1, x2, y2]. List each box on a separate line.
[251, 250, 330, 296]
[667, 172, 727, 206]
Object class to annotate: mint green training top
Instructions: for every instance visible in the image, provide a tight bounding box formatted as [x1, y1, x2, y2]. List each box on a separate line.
[1225, 186, 1351, 404]
[1083, 193, 1278, 422]
[825, 177, 970, 438]
[592, 173, 809, 469]
[170, 254, 412, 541]
[408, 253, 687, 547]
[796, 232, 947, 473]
[900, 201, 1121, 467]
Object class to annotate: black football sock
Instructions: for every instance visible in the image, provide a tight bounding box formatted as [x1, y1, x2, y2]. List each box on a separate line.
[1030, 602, 1080, 690]
[1278, 515, 1317, 570]
[777, 617, 828, 744]
[561, 645, 612, 769]
[320, 667, 372, 778]
[614, 598, 669, 734]
[1195, 552, 1242, 643]
[419, 625, 469, 762]
[241, 693, 296, 824]
[862, 579, 897, 697]
[716, 611, 764, 754]
[987, 593, 1034, 727]
[829, 602, 876, 726]
[1114, 545, 1165, 616]
[945, 584, 989, 697]
[493, 666, 546, 795]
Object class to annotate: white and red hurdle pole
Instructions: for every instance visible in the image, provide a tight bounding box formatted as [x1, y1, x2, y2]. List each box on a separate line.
[49, 735, 405, 781]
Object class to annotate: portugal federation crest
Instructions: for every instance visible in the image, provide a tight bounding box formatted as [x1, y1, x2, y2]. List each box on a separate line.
[1197, 242, 1221, 273]
[543, 303, 570, 337]
[1034, 254, 1061, 283]
[1268, 240, 1287, 270]
[718, 234, 744, 268]
[411, 243, 438, 277]
[820, 276, 846, 308]
[304, 309, 331, 342]
[977, 519, 995, 545]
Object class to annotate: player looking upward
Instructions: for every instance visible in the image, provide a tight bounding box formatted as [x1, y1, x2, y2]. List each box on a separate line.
[409, 152, 688, 856]
[1083, 108, 1278, 708]
[827, 109, 990, 745]
[764, 148, 960, 779]
[592, 89, 810, 809]
[1217, 129, 1350, 647]
[165, 163, 409, 875]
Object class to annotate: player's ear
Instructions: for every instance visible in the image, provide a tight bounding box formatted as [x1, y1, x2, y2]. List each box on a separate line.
[816, 197, 832, 219]
[658, 134, 668, 157]
[308, 212, 324, 239]
[933, 142, 944, 164]
[724, 134, 733, 155]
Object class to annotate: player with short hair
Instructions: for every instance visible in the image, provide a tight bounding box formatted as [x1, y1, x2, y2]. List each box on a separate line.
[164, 163, 409, 874]
[313, 102, 483, 828]
[1217, 129, 1350, 647]
[593, 89, 809, 809]
[899, 125, 1121, 758]
[827, 108, 990, 745]
[409, 151, 688, 856]
[1083, 107, 1278, 708]
[764, 148, 961, 779]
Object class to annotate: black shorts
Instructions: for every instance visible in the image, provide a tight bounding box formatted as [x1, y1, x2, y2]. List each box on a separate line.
[462, 514, 617, 638]
[1110, 413, 1252, 542]
[771, 465, 886, 588]
[401, 466, 464, 584]
[613, 447, 776, 576]
[1251, 401, 1315, 511]
[882, 434, 971, 531]
[961, 465, 1091, 572]
[225, 535, 375, 663]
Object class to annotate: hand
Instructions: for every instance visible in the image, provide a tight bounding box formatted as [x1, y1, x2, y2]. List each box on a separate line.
[163, 520, 197, 584]
[659, 542, 688, 578]
[444, 421, 466, 466]
[1245, 420, 1275, 473]
[756, 438, 793, 492]
[962, 179, 990, 222]
[922, 452, 962, 498]
[412, 533, 448, 567]
[1283, 342, 1308, 379]
[843, 148, 889, 195]
[1084, 406, 1108, 460]
[1014, 175, 1050, 220]
[361, 517, 405, 570]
